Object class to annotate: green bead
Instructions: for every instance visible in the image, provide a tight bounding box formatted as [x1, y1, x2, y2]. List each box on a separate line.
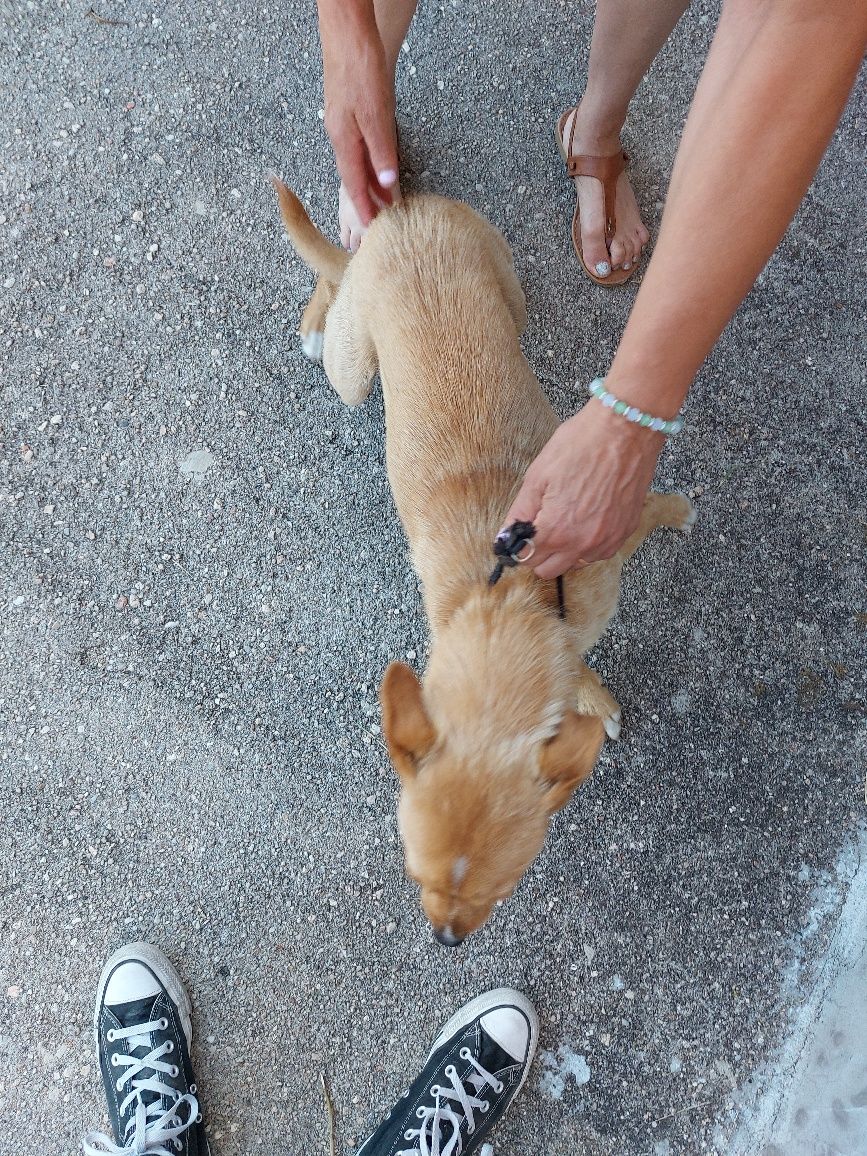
[639, 414, 652, 427]
[614, 401, 627, 415]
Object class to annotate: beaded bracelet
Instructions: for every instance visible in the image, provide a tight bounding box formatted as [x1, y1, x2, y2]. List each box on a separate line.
[588, 377, 684, 436]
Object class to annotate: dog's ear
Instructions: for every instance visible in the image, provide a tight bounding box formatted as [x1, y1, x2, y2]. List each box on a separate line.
[538, 711, 606, 812]
[322, 271, 378, 406]
[380, 662, 436, 782]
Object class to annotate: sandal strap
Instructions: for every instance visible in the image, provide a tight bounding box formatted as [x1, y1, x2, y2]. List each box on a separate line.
[566, 151, 628, 241]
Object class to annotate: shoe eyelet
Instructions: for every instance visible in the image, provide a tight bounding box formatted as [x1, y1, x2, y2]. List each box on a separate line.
[459, 1047, 471, 1060]
[404, 1131, 414, 1141]
[110, 1054, 119, 1067]
[116, 1079, 124, 1092]
[159, 1018, 169, 1030]
[174, 1142, 182, 1153]
[195, 1114, 203, 1124]
[170, 1065, 179, 1078]
[445, 1065, 456, 1078]
[494, 1081, 504, 1094]
[165, 1040, 175, 1054]
[416, 1107, 426, 1119]
[189, 1083, 197, 1094]
[429, 1084, 440, 1097]
[480, 1100, 490, 1112]
[106, 1029, 116, 1043]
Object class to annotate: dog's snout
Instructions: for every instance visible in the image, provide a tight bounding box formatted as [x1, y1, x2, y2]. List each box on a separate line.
[433, 926, 465, 948]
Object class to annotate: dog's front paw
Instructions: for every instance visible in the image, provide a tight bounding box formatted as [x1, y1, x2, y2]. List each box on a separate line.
[603, 708, 621, 741]
[680, 500, 698, 536]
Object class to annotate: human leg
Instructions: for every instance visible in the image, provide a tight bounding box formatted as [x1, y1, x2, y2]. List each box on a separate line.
[356, 989, 538, 1155]
[339, 0, 418, 251]
[559, 0, 691, 278]
[81, 943, 208, 1156]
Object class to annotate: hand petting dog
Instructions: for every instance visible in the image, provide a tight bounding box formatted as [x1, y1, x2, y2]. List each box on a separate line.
[503, 401, 665, 579]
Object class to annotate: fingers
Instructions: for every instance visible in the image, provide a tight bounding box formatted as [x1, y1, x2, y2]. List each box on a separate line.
[362, 112, 399, 203]
[501, 470, 627, 578]
[501, 470, 545, 535]
[501, 477, 584, 579]
[332, 128, 379, 229]
[532, 552, 576, 580]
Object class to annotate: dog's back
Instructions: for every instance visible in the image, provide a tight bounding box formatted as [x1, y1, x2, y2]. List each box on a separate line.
[273, 182, 555, 571]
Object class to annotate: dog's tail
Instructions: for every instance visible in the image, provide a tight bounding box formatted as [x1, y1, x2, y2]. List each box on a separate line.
[269, 174, 349, 284]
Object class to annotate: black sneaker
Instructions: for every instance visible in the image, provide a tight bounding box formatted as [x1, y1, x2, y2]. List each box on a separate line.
[357, 988, 539, 1156]
[81, 942, 209, 1156]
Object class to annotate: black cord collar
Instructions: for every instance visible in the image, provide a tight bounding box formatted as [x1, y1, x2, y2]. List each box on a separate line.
[488, 521, 566, 621]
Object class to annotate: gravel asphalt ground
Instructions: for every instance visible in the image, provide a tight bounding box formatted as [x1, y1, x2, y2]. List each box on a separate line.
[1, 2, 865, 1153]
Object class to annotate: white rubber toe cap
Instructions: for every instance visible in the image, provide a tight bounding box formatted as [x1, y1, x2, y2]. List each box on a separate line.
[104, 961, 162, 1006]
[480, 1007, 531, 1063]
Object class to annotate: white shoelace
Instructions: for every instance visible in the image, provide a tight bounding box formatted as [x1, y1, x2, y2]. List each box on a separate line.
[398, 1050, 504, 1156]
[82, 1019, 201, 1156]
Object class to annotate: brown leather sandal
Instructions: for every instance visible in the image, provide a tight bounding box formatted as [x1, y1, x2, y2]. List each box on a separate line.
[555, 107, 637, 286]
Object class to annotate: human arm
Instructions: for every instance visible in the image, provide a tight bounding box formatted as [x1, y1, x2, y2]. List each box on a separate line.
[507, 0, 867, 578]
[316, 0, 416, 228]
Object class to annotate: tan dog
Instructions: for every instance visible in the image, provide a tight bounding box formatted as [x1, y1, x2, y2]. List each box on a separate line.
[273, 178, 694, 945]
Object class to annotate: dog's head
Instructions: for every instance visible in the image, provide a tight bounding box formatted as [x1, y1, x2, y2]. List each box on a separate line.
[380, 660, 605, 944]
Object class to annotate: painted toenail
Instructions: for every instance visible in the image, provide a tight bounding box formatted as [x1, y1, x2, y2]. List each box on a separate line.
[622, 262, 631, 270]
[378, 168, 398, 186]
[594, 261, 611, 277]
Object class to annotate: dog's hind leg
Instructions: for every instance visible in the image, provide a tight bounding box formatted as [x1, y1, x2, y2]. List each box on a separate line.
[321, 273, 379, 407]
[298, 276, 335, 364]
[618, 492, 696, 562]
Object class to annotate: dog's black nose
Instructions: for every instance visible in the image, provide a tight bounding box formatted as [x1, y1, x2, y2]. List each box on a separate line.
[434, 927, 465, 948]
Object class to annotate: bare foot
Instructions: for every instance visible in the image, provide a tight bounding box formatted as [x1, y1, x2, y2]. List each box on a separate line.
[338, 184, 366, 253]
[560, 106, 650, 278]
[339, 180, 402, 253]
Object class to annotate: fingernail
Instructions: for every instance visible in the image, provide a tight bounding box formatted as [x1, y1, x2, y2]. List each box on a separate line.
[378, 168, 398, 187]
[594, 261, 611, 277]
[622, 261, 631, 271]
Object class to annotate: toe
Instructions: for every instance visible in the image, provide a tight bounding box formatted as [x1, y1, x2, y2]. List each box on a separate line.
[339, 183, 366, 253]
[577, 188, 612, 276]
[609, 235, 630, 271]
[583, 238, 612, 278]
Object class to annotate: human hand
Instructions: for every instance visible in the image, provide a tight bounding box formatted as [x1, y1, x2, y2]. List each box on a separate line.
[502, 402, 664, 578]
[319, 9, 398, 232]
